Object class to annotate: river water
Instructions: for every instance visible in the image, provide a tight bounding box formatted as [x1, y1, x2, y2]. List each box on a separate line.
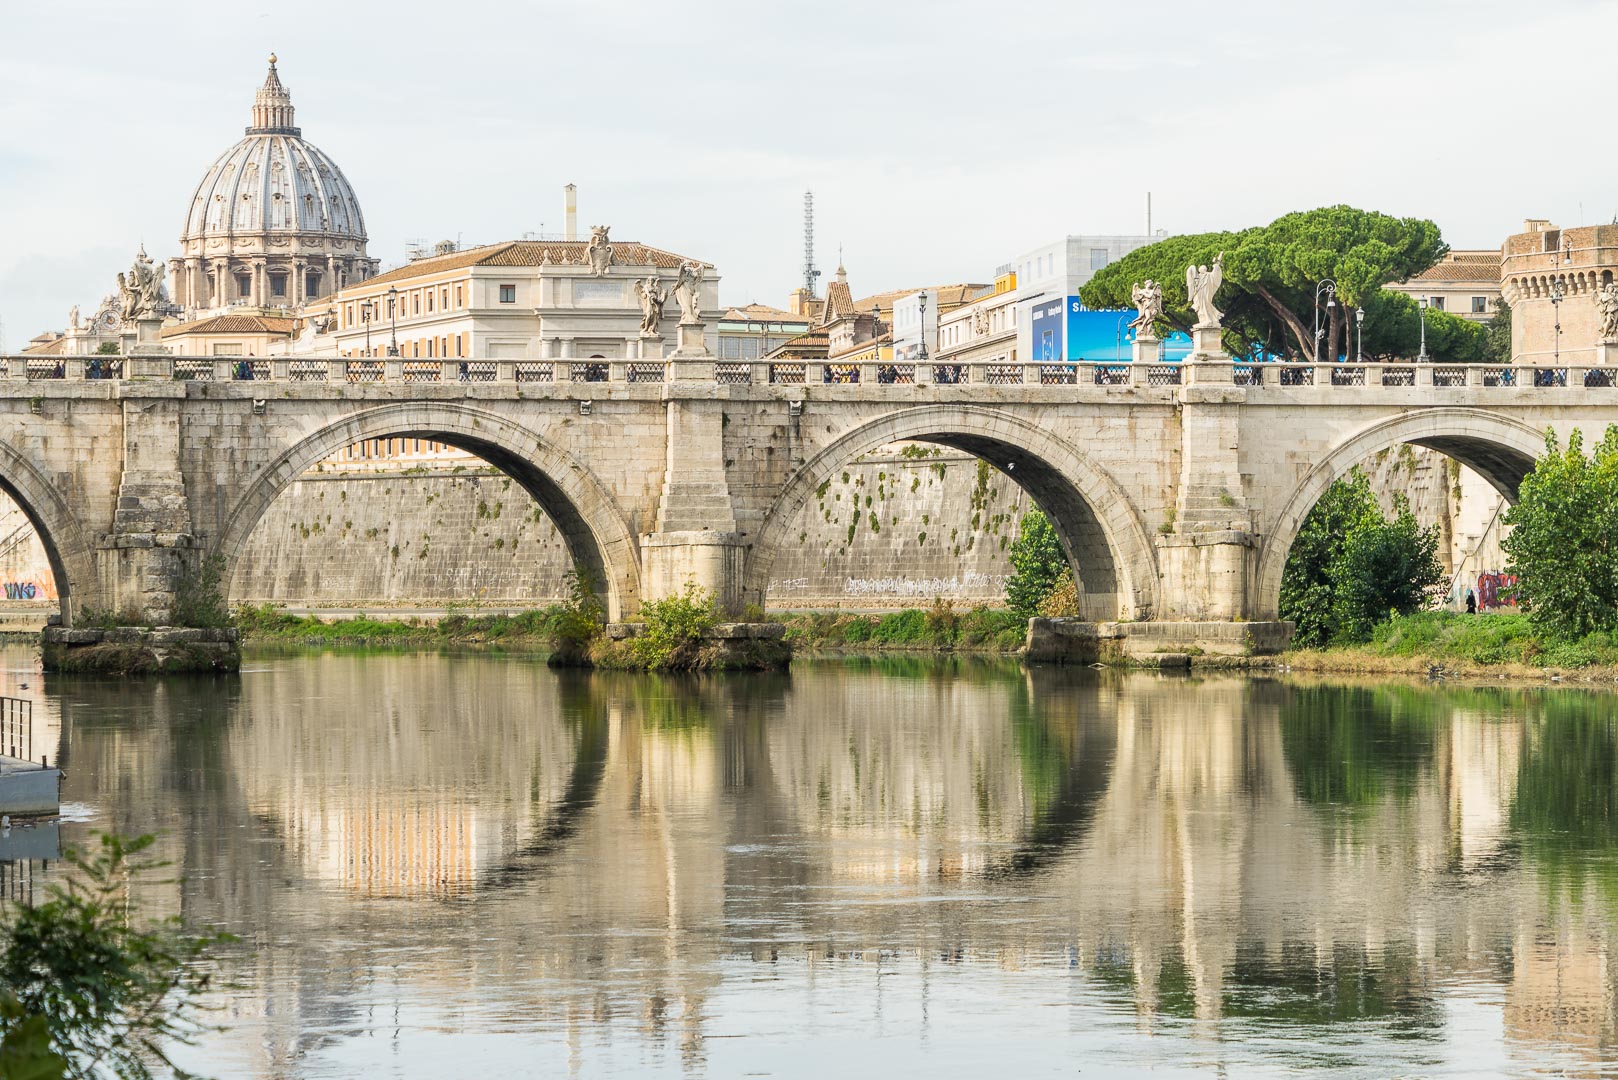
[7, 646, 1618, 1077]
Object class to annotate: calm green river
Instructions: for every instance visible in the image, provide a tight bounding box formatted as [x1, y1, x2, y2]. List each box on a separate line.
[9, 645, 1618, 1077]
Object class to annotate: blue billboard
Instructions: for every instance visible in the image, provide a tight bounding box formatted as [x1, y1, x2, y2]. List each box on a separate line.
[1041, 297, 1192, 362]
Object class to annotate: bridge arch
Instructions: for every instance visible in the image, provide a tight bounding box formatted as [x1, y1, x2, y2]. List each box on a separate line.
[1252, 407, 1547, 619]
[744, 405, 1158, 619]
[217, 403, 642, 618]
[0, 442, 97, 624]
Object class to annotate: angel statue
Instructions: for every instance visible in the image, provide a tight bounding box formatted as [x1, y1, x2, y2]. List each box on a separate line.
[674, 260, 704, 325]
[116, 247, 167, 322]
[1598, 281, 1618, 343]
[1185, 252, 1224, 328]
[634, 275, 667, 337]
[1128, 280, 1164, 337]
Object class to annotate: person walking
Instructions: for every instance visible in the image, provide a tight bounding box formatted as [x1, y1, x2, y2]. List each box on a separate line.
[1465, 588, 1477, 615]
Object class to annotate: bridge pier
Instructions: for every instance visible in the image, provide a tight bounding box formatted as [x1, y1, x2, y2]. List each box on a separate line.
[642, 395, 747, 614]
[1157, 391, 1260, 622]
[98, 394, 200, 625]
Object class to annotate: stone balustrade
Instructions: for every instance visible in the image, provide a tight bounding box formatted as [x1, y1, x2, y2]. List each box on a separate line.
[5, 355, 1614, 394]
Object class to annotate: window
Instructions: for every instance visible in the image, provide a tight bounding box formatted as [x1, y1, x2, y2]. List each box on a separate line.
[441, 289, 449, 309]
[236, 274, 252, 299]
[426, 292, 434, 313]
[1090, 248, 1109, 270]
[1429, 295, 1445, 311]
[740, 338, 761, 360]
[499, 284, 516, 303]
[270, 274, 286, 298]
[720, 337, 742, 359]
[412, 294, 421, 315]
[1471, 296, 1489, 314]
[455, 286, 464, 307]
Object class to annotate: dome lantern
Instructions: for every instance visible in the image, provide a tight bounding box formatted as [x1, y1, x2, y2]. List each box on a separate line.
[248, 53, 299, 136]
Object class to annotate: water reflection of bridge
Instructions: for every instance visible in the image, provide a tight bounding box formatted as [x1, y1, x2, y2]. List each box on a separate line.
[48, 657, 1618, 1076]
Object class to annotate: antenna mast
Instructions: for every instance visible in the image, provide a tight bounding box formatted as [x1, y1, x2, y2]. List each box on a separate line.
[802, 190, 820, 298]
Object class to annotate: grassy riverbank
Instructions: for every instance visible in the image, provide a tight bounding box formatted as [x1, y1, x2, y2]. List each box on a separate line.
[234, 603, 1031, 655]
[775, 606, 1028, 653]
[234, 605, 560, 647]
[1281, 611, 1618, 681]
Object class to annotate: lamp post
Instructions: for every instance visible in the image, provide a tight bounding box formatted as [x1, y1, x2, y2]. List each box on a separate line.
[916, 291, 928, 364]
[1550, 276, 1565, 366]
[361, 300, 373, 357]
[1417, 296, 1429, 362]
[1314, 279, 1338, 362]
[1355, 306, 1364, 362]
[1116, 312, 1131, 361]
[386, 287, 399, 357]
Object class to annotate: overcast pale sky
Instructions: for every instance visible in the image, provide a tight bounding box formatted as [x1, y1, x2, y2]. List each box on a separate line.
[0, 0, 1611, 345]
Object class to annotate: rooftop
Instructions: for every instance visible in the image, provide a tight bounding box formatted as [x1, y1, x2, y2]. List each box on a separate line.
[1407, 251, 1501, 284]
[345, 240, 712, 292]
[161, 314, 300, 338]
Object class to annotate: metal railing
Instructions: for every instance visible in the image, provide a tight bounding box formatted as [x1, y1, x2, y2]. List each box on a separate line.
[4, 355, 1618, 394]
[0, 697, 30, 763]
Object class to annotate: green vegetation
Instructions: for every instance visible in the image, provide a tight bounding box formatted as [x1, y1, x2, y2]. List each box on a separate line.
[778, 602, 1026, 653]
[1006, 509, 1069, 619]
[1504, 426, 1618, 639]
[235, 604, 561, 647]
[172, 554, 231, 629]
[1284, 610, 1618, 673]
[0, 833, 229, 1079]
[1280, 470, 1444, 648]
[629, 582, 717, 670]
[1080, 205, 1487, 362]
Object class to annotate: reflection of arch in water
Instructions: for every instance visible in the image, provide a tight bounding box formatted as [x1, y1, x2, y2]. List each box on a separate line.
[217, 403, 641, 618]
[1253, 409, 1545, 620]
[746, 405, 1158, 620]
[981, 668, 1118, 879]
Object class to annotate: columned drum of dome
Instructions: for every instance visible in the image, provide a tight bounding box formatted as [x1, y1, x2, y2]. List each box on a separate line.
[168, 55, 377, 316]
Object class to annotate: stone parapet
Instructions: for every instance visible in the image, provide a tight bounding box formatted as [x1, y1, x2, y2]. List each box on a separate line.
[42, 625, 240, 675]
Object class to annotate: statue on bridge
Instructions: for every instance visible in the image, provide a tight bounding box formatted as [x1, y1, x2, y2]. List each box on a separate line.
[634, 275, 667, 337]
[1129, 280, 1164, 339]
[1598, 281, 1618, 343]
[674, 261, 705, 325]
[116, 246, 168, 322]
[587, 225, 614, 276]
[1185, 252, 1224, 328]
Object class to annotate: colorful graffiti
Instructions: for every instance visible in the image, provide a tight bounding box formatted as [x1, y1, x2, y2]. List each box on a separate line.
[1476, 572, 1519, 611]
[1, 583, 39, 601]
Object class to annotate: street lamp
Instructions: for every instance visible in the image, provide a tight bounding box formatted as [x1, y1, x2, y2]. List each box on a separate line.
[1550, 276, 1565, 366]
[1417, 296, 1430, 362]
[1116, 312, 1132, 361]
[361, 300, 373, 357]
[916, 291, 928, 364]
[1355, 306, 1365, 362]
[386, 286, 400, 357]
[1314, 279, 1338, 362]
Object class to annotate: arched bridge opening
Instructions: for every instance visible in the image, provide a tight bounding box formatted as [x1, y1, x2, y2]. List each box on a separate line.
[745, 406, 1158, 621]
[1252, 408, 1547, 620]
[217, 404, 641, 620]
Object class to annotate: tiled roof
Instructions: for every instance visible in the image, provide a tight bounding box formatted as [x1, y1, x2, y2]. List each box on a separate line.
[723, 302, 809, 323]
[764, 328, 828, 359]
[162, 314, 300, 338]
[21, 335, 68, 356]
[1410, 251, 1501, 283]
[346, 239, 711, 292]
[820, 279, 856, 325]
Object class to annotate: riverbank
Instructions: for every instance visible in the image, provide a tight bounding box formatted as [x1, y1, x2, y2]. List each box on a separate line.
[234, 604, 1032, 656]
[1271, 611, 1618, 684]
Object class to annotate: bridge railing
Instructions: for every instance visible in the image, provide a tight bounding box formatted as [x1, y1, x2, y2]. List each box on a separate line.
[3, 355, 1616, 391]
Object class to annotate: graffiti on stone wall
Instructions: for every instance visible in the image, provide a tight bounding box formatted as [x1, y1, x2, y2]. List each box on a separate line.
[1, 582, 39, 601]
[1476, 572, 1519, 611]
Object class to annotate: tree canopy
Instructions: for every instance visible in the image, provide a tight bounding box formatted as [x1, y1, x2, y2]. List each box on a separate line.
[1079, 205, 1488, 362]
[1280, 469, 1445, 647]
[1006, 509, 1068, 619]
[1502, 426, 1618, 638]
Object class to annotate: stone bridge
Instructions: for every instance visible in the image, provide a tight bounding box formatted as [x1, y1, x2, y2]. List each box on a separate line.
[2, 351, 1609, 634]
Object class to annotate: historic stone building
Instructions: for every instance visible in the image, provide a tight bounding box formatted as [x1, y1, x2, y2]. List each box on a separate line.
[1500, 219, 1618, 364]
[167, 55, 377, 316]
[1385, 249, 1501, 322]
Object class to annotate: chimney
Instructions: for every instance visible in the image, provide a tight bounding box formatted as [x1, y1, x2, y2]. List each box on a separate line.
[565, 184, 577, 242]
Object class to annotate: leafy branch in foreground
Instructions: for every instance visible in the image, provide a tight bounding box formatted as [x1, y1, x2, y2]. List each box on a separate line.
[0, 833, 232, 1080]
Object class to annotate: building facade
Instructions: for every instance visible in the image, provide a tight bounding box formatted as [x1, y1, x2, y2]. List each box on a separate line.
[321, 237, 718, 360]
[1385, 249, 1501, 323]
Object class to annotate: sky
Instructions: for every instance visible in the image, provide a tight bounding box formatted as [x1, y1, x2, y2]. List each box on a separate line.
[0, 0, 1613, 346]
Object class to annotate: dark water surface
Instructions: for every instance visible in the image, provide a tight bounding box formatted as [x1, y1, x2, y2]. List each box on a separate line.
[11, 646, 1618, 1077]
